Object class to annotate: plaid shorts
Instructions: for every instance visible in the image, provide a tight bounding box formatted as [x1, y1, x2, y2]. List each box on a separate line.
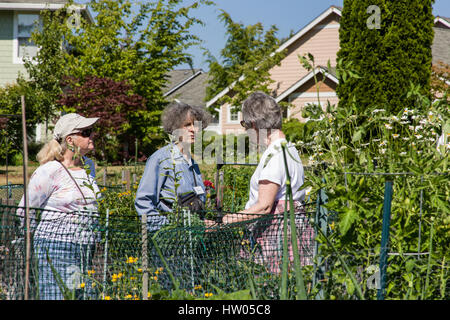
[33, 238, 96, 300]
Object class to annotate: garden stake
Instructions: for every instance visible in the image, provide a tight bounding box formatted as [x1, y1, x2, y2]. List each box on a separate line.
[312, 180, 329, 300]
[21, 95, 31, 300]
[377, 180, 393, 300]
[421, 222, 434, 300]
[183, 209, 195, 292]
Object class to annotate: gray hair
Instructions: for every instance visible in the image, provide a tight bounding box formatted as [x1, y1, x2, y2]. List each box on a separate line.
[162, 101, 211, 134]
[241, 92, 282, 130]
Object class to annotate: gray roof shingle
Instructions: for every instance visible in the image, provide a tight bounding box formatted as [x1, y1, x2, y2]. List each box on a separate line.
[432, 27, 450, 65]
[163, 69, 210, 107]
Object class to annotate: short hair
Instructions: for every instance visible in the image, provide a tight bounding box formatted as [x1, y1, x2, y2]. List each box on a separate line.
[241, 92, 282, 130]
[161, 101, 212, 134]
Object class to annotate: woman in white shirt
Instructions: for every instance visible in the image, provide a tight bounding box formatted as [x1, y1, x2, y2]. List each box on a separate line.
[18, 113, 100, 299]
[206, 92, 313, 272]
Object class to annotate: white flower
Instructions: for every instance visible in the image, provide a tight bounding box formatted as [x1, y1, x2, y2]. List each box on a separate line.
[402, 137, 410, 141]
[392, 134, 400, 139]
[380, 140, 387, 147]
[380, 148, 387, 154]
[385, 123, 393, 130]
[390, 116, 399, 122]
[372, 109, 386, 114]
[400, 152, 407, 156]
[415, 134, 423, 140]
[414, 126, 423, 132]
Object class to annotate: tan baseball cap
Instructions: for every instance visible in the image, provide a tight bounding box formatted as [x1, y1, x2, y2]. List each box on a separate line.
[53, 113, 99, 141]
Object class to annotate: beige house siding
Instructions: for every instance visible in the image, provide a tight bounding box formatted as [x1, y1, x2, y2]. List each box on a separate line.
[269, 13, 341, 97]
[287, 77, 338, 122]
[220, 103, 245, 135]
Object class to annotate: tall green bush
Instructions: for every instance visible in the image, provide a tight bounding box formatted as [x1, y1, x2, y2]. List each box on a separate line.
[337, 0, 435, 115]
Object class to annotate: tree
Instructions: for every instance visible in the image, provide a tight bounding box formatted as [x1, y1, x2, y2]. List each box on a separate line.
[58, 76, 147, 163]
[24, 0, 213, 157]
[204, 10, 286, 110]
[336, 0, 435, 115]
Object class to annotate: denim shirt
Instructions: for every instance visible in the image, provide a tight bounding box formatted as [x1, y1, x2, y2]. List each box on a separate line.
[134, 143, 206, 231]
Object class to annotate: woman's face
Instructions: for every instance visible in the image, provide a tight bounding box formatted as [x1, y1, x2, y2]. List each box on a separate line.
[68, 128, 96, 155]
[179, 114, 199, 144]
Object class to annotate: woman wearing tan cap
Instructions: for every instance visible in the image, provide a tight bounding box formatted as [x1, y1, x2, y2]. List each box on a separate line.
[17, 113, 100, 300]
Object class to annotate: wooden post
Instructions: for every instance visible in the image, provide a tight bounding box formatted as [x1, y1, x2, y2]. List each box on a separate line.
[102, 166, 107, 186]
[21, 96, 31, 300]
[122, 169, 130, 191]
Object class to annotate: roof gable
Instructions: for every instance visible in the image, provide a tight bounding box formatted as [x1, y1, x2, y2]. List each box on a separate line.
[164, 69, 210, 106]
[275, 66, 338, 103]
[206, 5, 342, 108]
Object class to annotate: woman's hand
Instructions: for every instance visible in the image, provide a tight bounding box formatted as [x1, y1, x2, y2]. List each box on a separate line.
[204, 219, 218, 229]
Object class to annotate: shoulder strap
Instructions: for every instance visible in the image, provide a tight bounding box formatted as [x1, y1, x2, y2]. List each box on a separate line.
[57, 161, 88, 205]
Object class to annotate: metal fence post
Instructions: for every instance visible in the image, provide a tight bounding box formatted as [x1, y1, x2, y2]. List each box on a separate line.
[313, 179, 329, 300]
[141, 213, 148, 300]
[102, 209, 110, 300]
[377, 180, 393, 300]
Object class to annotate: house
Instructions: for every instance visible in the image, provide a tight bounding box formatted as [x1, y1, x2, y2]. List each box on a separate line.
[0, 0, 93, 142]
[206, 5, 450, 135]
[163, 68, 221, 133]
[0, 0, 93, 87]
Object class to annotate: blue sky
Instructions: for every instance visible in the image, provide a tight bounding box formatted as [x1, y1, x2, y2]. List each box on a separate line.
[77, 1, 450, 70]
[181, 0, 450, 70]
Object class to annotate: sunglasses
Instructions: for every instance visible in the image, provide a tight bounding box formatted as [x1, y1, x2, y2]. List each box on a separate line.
[240, 120, 252, 130]
[75, 128, 93, 138]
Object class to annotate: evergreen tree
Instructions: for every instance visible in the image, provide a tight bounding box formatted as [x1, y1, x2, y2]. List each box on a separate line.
[336, 0, 435, 115]
[204, 10, 285, 110]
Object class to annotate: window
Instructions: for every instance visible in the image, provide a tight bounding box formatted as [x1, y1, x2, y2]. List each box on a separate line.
[14, 13, 41, 63]
[228, 106, 241, 123]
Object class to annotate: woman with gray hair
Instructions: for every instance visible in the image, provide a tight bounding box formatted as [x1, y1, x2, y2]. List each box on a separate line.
[135, 101, 211, 231]
[206, 91, 313, 273]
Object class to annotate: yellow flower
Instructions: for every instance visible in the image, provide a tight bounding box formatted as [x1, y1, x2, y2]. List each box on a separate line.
[87, 269, 95, 275]
[126, 256, 138, 264]
[205, 293, 213, 298]
[80, 282, 85, 289]
[194, 285, 202, 290]
[125, 294, 133, 299]
[153, 276, 158, 281]
[329, 221, 335, 230]
[130, 277, 137, 280]
[147, 292, 152, 299]
[104, 295, 111, 300]
[137, 268, 142, 273]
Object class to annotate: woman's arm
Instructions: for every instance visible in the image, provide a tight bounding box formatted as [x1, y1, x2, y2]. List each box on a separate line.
[205, 180, 280, 227]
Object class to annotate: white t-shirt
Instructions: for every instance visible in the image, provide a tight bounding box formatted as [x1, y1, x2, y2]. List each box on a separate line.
[245, 138, 306, 210]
